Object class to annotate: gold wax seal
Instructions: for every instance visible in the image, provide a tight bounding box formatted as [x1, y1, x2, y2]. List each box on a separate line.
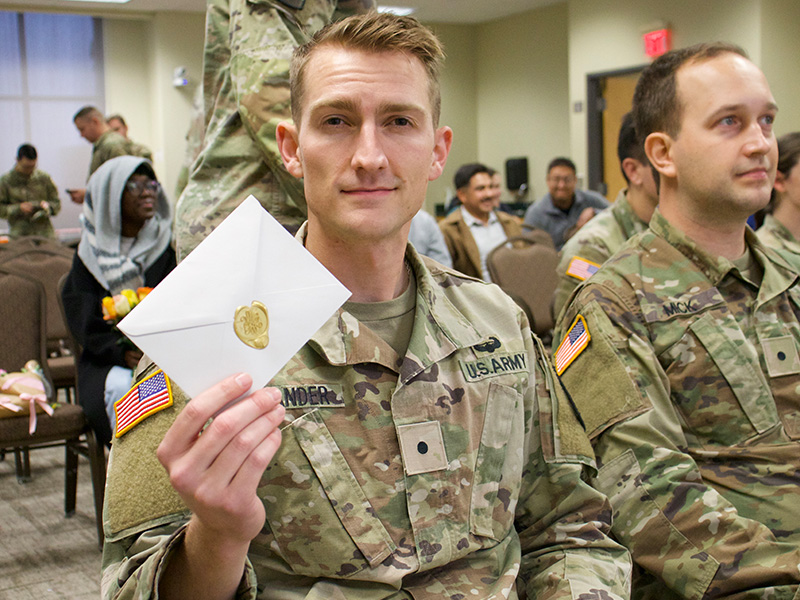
[234, 301, 270, 349]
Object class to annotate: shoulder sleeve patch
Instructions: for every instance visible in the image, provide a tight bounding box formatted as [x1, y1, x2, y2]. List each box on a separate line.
[565, 256, 601, 281]
[105, 362, 189, 540]
[532, 335, 594, 465]
[559, 302, 648, 440]
[114, 369, 173, 438]
[555, 314, 590, 375]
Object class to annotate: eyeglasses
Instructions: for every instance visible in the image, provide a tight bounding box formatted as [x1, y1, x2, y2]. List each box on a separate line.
[547, 175, 575, 185]
[125, 180, 160, 196]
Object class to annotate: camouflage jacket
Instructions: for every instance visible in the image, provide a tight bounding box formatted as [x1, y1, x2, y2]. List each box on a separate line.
[553, 190, 648, 319]
[757, 214, 800, 268]
[128, 139, 153, 163]
[0, 168, 60, 239]
[554, 209, 800, 600]
[89, 131, 139, 178]
[173, 0, 371, 261]
[101, 244, 631, 599]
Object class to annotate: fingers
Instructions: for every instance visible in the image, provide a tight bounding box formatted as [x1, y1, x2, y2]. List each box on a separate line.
[165, 373, 255, 450]
[158, 374, 284, 477]
[197, 402, 284, 497]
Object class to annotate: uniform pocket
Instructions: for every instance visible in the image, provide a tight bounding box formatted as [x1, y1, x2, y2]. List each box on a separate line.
[469, 381, 521, 541]
[687, 313, 778, 443]
[260, 411, 395, 578]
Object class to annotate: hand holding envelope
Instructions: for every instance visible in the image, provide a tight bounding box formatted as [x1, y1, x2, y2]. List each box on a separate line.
[118, 195, 352, 401]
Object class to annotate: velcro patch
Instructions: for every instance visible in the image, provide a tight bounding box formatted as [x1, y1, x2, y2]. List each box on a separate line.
[460, 352, 528, 382]
[555, 315, 590, 375]
[114, 370, 172, 438]
[566, 256, 601, 281]
[278, 384, 345, 409]
[397, 421, 448, 475]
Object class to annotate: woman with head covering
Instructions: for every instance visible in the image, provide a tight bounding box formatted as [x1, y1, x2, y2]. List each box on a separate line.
[62, 156, 176, 445]
[758, 132, 800, 265]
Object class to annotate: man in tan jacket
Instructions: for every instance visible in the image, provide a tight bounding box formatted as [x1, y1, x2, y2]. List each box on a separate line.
[440, 162, 522, 281]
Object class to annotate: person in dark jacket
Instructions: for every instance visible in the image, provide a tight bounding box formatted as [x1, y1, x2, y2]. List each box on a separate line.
[62, 156, 175, 445]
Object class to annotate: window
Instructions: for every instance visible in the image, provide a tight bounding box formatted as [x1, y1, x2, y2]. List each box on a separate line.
[0, 11, 104, 235]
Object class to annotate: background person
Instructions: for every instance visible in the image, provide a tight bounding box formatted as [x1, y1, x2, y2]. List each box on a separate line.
[62, 156, 175, 446]
[553, 112, 658, 317]
[758, 131, 800, 263]
[523, 157, 608, 250]
[68, 106, 138, 205]
[408, 208, 452, 267]
[555, 42, 800, 599]
[107, 113, 154, 162]
[439, 162, 523, 280]
[0, 143, 61, 239]
[172, 0, 374, 262]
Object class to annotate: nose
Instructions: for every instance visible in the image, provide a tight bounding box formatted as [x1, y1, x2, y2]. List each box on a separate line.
[351, 123, 388, 172]
[743, 121, 773, 156]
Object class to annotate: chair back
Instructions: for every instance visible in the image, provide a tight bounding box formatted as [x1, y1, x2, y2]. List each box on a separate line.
[487, 235, 560, 338]
[520, 225, 556, 249]
[0, 267, 52, 394]
[1, 236, 74, 257]
[0, 248, 75, 355]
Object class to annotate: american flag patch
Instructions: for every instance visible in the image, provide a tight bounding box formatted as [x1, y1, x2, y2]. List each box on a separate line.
[114, 370, 172, 438]
[555, 315, 590, 375]
[566, 256, 601, 281]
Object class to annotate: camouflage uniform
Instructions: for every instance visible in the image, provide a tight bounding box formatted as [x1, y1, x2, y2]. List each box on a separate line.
[101, 243, 631, 599]
[757, 214, 800, 267]
[173, 0, 371, 262]
[89, 130, 139, 178]
[554, 208, 800, 600]
[0, 167, 61, 239]
[553, 190, 648, 318]
[127, 139, 153, 163]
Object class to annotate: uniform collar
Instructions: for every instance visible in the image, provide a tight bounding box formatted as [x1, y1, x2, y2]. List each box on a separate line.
[611, 189, 648, 240]
[460, 206, 499, 227]
[648, 209, 799, 302]
[295, 223, 485, 382]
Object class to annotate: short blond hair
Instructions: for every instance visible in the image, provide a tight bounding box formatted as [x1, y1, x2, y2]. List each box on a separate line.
[290, 12, 445, 127]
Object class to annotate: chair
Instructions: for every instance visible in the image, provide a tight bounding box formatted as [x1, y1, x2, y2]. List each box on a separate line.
[0, 247, 77, 403]
[519, 224, 556, 249]
[0, 267, 106, 547]
[487, 235, 560, 341]
[1, 235, 75, 256]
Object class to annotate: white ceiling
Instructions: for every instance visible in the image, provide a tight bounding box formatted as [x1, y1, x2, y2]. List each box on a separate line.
[7, 0, 560, 24]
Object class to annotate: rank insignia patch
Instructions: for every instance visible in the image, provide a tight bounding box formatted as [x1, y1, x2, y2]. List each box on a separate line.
[566, 256, 601, 281]
[114, 370, 173, 438]
[555, 315, 590, 375]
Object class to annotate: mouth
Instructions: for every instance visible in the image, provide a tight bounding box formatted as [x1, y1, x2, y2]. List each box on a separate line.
[736, 167, 771, 182]
[341, 187, 397, 197]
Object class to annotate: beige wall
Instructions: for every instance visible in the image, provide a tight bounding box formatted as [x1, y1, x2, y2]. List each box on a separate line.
[760, 0, 800, 136]
[475, 3, 570, 202]
[426, 23, 479, 213]
[105, 11, 205, 198]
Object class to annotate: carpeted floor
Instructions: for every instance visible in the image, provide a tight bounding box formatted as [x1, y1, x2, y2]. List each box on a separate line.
[0, 443, 103, 599]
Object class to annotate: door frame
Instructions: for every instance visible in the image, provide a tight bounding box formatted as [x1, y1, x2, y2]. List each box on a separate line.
[586, 65, 646, 194]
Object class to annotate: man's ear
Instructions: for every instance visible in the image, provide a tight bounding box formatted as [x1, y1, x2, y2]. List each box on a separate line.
[276, 121, 304, 179]
[428, 126, 453, 182]
[774, 170, 787, 194]
[621, 158, 641, 186]
[645, 132, 676, 179]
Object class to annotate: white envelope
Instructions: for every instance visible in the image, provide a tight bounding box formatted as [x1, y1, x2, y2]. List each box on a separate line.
[118, 195, 351, 399]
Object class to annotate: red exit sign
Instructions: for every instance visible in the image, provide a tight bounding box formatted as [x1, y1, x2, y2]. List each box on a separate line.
[643, 28, 671, 57]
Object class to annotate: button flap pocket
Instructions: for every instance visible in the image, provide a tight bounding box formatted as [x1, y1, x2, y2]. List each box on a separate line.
[291, 412, 395, 568]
